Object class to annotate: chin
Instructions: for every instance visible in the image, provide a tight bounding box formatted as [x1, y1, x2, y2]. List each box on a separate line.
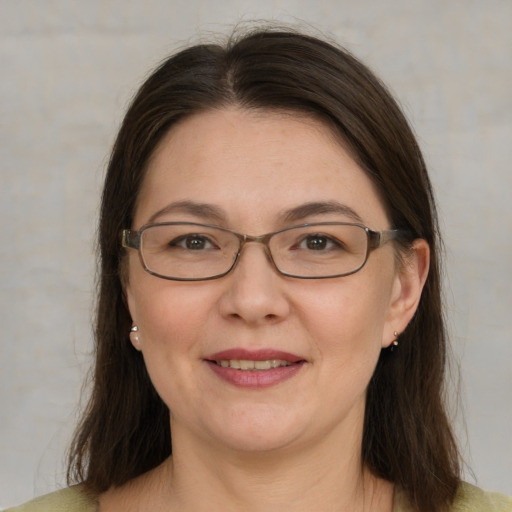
[215, 427, 302, 454]
[200, 405, 309, 454]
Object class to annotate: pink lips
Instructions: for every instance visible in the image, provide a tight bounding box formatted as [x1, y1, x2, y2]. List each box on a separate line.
[208, 348, 303, 363]
[205, 349, 305, 389]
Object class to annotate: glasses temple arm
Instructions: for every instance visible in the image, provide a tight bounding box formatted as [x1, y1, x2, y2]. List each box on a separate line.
[372, 229, 412, 248]
[121, 229, 140, 250]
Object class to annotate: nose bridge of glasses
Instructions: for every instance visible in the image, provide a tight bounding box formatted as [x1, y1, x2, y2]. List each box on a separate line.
[235, 232, 275, 264]
[238, 234, 272, 257]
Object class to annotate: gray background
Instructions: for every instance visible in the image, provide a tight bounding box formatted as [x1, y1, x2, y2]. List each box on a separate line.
[1, 0, 511, 507]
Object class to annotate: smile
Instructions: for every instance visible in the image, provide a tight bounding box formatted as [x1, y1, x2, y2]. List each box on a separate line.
[205, 349, 305, 388]
[215, 359, 293, 370]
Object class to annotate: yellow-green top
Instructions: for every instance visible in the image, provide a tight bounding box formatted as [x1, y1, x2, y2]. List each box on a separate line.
[5, 482, 512, 511]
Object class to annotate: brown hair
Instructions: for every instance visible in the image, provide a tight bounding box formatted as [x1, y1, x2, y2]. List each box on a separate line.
[68, 27, 461, 511]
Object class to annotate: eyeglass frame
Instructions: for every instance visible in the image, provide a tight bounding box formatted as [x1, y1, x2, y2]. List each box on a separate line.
[121, 221, 409, 281]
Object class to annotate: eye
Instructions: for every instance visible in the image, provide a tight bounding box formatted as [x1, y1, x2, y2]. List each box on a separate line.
[170, 234, 218, 250]
[298, 234, 344, 251]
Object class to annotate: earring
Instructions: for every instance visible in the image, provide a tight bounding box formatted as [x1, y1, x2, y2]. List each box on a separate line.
[390, 330, 399, 352]
[130, 325, 141, 349]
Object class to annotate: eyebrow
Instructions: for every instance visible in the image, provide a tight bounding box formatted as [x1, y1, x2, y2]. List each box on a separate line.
[281, 201, 364, 224]
[147, 200, 227, 224]
[146, 199, 363, 226]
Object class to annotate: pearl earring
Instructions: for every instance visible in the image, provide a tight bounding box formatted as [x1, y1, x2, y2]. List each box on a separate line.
[130, 325, 141, 349]
[390, 330, 399, 352]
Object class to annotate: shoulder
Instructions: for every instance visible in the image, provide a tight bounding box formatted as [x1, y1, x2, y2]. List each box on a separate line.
[3, 485, 97, 512]
[452, 482, 512, 511]
[394, 482, 512, 512]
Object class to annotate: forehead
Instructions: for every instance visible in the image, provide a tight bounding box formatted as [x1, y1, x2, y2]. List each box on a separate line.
[135, 108, 389, 230]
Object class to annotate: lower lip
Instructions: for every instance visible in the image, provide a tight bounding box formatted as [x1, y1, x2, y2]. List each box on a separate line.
[206, 361, 304, 389]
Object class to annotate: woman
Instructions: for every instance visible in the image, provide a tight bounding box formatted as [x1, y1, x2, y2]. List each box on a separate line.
[7, 28, 511, 512]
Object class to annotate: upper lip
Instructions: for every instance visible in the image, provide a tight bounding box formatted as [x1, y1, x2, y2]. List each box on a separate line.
[206, 348, 304, 363]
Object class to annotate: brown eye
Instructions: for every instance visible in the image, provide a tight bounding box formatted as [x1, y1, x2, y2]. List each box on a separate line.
[300, 234, 342, 251]
[306, 235, 327, 250]
[170, 234, 216, 250]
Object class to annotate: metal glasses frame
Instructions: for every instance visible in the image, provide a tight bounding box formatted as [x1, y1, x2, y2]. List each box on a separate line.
[122, 221, 407, 281]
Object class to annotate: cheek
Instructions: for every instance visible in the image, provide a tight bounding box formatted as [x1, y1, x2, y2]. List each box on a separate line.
[126, 255, 212, 336]
[132, 284, 211, 349]
[297, 273, 393, 358]
[127, 281, 213, 406]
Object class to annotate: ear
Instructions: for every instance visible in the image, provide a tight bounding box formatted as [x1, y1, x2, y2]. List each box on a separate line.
[124, 281, 135, 318]
[382, 239, 430, 348]
[124, 281, 142, 351]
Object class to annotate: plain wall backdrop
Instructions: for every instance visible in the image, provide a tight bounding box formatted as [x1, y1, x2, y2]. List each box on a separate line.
[1, 0, 511, 507]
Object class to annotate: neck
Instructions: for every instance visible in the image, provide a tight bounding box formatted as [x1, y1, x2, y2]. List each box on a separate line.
[98, 407, 395, 512]
[160, 419, 393, 512]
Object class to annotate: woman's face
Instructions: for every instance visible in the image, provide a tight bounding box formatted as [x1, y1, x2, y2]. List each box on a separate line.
[126, 108, 420, 455]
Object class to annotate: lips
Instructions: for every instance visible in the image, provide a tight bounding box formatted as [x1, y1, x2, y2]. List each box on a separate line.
[208, 348, 304, 364]
[205, 349, 306, 388]
[217, 359, 292, 370]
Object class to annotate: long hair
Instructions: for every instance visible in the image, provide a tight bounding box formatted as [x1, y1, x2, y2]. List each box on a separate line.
[68, 28, 461, 511]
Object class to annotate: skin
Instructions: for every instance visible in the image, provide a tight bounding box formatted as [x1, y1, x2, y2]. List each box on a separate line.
[100, 108, 429, 512]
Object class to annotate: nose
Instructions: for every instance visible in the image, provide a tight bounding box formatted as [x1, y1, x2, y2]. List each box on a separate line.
[217, 242, 291, 325]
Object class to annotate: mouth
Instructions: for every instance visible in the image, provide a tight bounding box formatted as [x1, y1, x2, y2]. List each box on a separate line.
[213, 359, 295, 370]
[205, 349, 306, 388]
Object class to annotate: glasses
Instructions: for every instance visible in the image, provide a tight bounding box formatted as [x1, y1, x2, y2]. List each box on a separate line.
[122, 222, 406, 281]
